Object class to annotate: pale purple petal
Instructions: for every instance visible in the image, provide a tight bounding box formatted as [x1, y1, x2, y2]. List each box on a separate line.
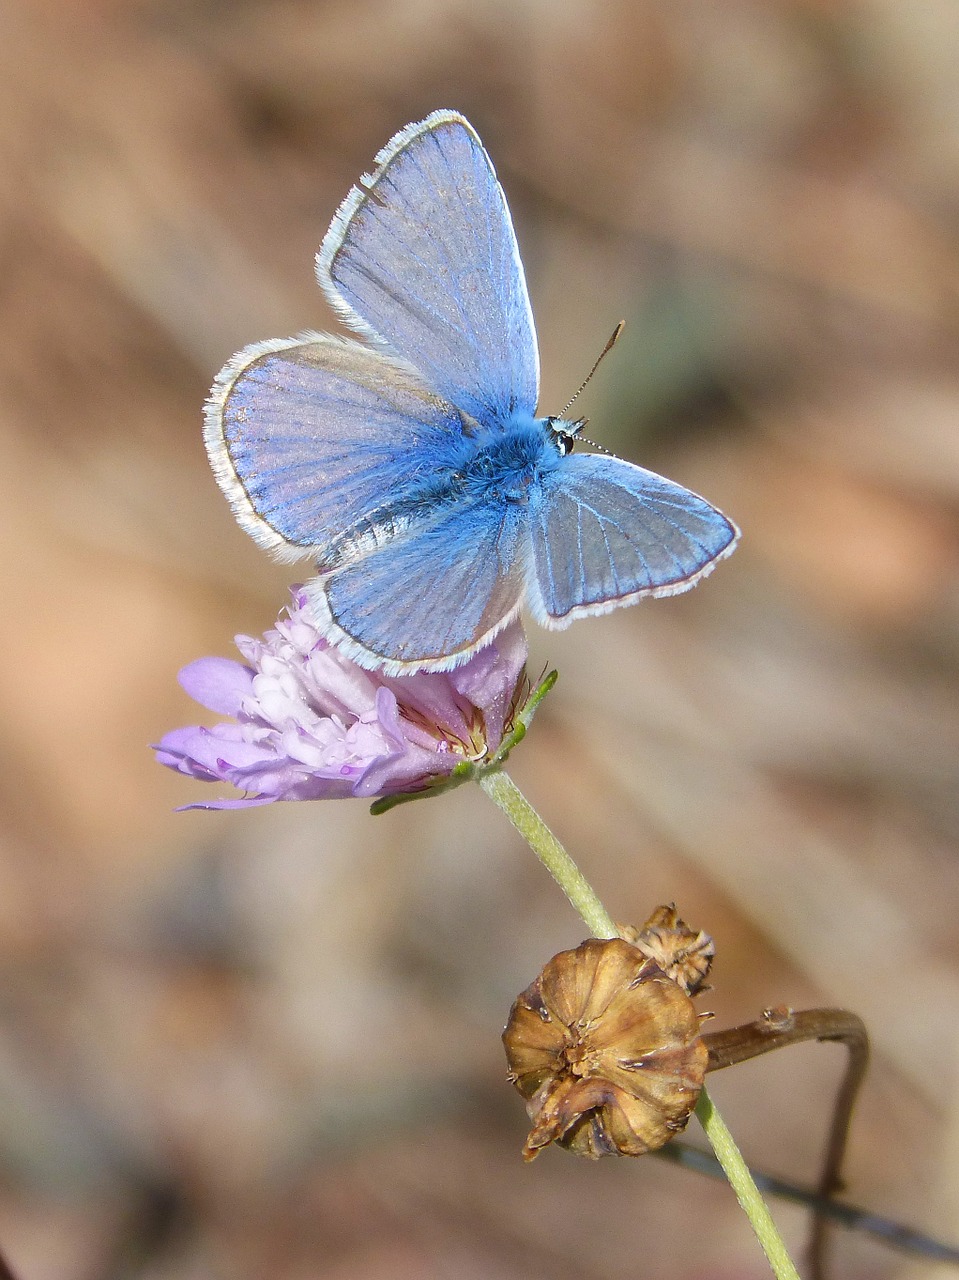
[155, 725, 249, 779]
[179, 657, 255, 716]
[179, 795, 278, 811]
[354, 742, 452, 799]
[449, 622, 527, 746]
[380, 671, 473, 745]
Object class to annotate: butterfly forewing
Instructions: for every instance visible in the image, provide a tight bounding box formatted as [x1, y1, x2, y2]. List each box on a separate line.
[205, 333, 467, 560]
[526, 455, 739, 626]
[317, 110, 539, 428]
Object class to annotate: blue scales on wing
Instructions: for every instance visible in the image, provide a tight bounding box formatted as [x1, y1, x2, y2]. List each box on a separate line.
[203, 333, 468, 559]
[526, 454, 739, 625]
[317, 110, 540, 428]
[305, 496, 527, 674]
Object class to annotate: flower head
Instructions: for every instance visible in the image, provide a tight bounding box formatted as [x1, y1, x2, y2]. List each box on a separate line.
[156, 590, 529, 809]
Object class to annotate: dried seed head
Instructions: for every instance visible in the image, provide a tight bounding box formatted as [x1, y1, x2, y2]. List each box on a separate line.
[621, 904, 715, 995]
[503, 937, 709, 1161]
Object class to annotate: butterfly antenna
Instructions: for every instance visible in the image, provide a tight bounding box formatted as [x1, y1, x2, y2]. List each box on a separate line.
[574, 426, 612, 456]
[558, 321, 625, 419]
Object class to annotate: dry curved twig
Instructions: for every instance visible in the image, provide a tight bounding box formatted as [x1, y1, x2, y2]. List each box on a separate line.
[702, 1007, 869, 1280]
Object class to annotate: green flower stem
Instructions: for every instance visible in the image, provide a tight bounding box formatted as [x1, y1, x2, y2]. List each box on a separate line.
[694, 1090, 800, 1280]
[478, 769, 617, 939]
[479, 765, 800, 1280]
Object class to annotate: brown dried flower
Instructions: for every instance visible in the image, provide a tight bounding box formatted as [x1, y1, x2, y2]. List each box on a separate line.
[621, 903, 715, 995]
[503, 937, 709, 1161]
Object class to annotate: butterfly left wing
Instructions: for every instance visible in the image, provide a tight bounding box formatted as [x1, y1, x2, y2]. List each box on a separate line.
[525, 454, 739, 626]
[304, 496, 527, 675]
[317, 110, 539, 427]
[204, 332, 468, 561]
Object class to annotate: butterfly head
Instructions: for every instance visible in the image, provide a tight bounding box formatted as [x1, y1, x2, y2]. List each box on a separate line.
[545, 416, 587, 456]
[545, 321, 625, 459]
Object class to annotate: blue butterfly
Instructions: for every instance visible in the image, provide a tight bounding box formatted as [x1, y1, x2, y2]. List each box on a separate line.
[204, 110, 739, 675]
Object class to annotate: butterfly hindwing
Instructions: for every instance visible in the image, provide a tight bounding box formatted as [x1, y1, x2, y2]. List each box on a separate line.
[317, 110, 539, 428]
[204, 332, 467, 561]
[526, 454, 739, 626]
[305, 496, 527, 674]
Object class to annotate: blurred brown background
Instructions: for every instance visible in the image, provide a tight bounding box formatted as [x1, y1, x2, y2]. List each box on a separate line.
[1, 0, 958, 1276]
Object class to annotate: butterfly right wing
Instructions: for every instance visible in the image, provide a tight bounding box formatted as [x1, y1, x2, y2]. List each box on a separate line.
[204, 332, 468, 562]
[526, 454, 739, 626]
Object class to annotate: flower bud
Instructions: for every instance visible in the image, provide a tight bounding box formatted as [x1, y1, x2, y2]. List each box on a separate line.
[622, 903, 715, 995]
[503, 937, 709, 1161]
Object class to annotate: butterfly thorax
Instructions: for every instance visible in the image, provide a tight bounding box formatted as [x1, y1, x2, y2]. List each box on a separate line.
[316, 415, 571, 573]
[449, 413, 573, 504]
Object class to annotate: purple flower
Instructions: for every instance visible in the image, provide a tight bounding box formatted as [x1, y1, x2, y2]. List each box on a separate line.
[155, 591, 529, 809]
